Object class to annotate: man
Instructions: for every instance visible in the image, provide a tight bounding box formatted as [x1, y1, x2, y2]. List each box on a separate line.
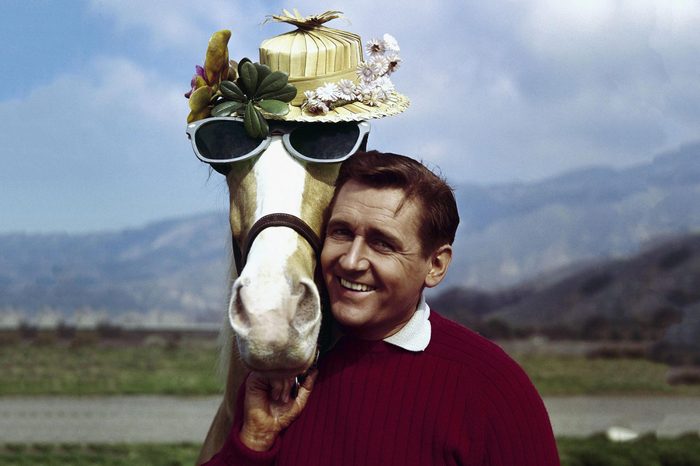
[205, 151, 560, 465]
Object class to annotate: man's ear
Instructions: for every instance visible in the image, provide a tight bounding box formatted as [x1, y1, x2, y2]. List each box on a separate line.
[424, 244, 452, 288]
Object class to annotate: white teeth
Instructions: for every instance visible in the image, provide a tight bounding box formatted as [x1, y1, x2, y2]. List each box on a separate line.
[339, 277, 375, 292]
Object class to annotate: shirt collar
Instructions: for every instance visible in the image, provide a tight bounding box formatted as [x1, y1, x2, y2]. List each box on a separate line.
[383, 294, 431, 352]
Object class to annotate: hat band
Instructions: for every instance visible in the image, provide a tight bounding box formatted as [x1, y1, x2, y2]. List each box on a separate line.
[287, 68, 358, 105]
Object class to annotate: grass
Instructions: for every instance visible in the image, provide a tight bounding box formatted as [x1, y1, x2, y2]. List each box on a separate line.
[557, 433, 700, 466]
[0, 443, 200, 466]
[0, 341, 222, 396]
[515, 354, 700, 396]
[2, 340, 700, 396]
[1, 435, 699, 465]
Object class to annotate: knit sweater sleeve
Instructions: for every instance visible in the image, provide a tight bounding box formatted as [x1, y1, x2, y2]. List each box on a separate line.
[201, 379, 280, 466]
[479, 348, 560, 465]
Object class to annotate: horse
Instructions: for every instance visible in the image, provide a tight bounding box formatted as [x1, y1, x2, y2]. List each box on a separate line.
[185, 12, 408, 463]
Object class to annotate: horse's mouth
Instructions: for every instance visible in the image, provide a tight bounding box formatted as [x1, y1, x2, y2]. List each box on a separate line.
[244, 347, 319, 380]
[245, 363, 313, 380]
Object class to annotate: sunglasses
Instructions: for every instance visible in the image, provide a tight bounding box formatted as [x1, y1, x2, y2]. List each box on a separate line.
[186, 117, 370, 173]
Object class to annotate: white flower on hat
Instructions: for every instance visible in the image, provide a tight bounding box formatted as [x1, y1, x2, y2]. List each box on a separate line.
[362, 88, 383, 107]
[336, 79, 356, 100]
[383, 33, 400, 53]
[316, 82, 340, 102]
[355, 81, 374, 99]
[357, 62, 376, 82]
[386, 53, 402, 74]
[374, 76, 395, 99]
[369, 56, 389, 77]
[365, 38, 385, 58]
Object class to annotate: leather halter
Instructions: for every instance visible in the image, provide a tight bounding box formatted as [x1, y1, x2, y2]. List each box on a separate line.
[231, 212, 322, 276]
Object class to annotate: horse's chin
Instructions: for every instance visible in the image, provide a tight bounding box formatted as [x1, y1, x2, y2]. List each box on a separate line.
[245, 364, 313, 380]
[240, 347, 318, 379]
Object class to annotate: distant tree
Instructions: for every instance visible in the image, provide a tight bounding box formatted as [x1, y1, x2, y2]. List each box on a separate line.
[479, 318, 514, 340]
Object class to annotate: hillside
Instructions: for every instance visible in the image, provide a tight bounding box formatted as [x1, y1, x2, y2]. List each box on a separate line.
[448, 141, 700, 288]
[2, 141, 700, 326]
[0, 212, 230, 322]
[433, 233, 700, 362]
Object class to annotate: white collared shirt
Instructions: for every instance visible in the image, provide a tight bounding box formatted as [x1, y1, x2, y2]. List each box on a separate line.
[383, 294, 431, 352]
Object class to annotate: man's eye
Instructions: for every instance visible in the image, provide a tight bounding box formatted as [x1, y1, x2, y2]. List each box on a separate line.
[329, 228, 352, 239]
[373, 239, 394, 251]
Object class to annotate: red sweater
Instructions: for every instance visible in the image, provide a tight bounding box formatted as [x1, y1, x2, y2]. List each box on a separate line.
[205, 311, 560, 465]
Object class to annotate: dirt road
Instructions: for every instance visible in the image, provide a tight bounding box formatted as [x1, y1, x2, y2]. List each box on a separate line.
[0, 396, 698, 443]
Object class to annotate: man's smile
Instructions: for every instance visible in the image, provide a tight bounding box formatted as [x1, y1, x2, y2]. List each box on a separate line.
[339, 277, 376, 292]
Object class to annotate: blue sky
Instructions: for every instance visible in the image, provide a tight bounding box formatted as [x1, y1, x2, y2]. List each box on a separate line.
[2, 0, 700, 233]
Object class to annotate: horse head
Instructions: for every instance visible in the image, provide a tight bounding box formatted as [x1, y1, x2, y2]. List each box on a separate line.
[223, 123, 365, 376]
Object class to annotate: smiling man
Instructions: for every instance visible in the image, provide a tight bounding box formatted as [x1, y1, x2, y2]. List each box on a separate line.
[205, 151, 560, 465]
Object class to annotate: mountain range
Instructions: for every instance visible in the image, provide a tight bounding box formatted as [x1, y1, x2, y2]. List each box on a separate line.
[2, 141, 700, 327]
[449, 141, 700, 289]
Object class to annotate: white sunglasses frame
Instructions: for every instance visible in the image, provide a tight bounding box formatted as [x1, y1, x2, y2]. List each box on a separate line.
[186, 116, 371, 166]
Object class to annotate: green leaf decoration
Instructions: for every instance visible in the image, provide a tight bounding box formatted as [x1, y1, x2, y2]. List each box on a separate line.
[256, 71, 289, 97]
[258, 84, 297, 102]
[254, 63, 272, 89]
[212, 100, 244, 117]
[244, 101, 268, 139]
[239, 61, 258, 96]
[237, 58, 252, 77]
[254, 106, 269, 137]
[220, 81, 246, 102]
[257, 99, 290, 116]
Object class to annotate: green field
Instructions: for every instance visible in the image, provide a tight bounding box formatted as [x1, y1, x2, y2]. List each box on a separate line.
[0, 443, 200, 466]
[1, 435, 699, 465]
[0, 342, 223, 396]
[2, 341, 700, 396]
[516, 355, 700, 396]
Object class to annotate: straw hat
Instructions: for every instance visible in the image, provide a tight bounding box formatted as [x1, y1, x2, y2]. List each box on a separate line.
[186, 10, 409, 128]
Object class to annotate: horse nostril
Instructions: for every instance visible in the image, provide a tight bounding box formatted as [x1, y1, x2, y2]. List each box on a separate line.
[229, 280, 251, 335]
[291, 279, 321, 334]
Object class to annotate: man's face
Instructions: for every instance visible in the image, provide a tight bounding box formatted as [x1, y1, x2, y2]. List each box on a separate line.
[321, 180, 435, 340]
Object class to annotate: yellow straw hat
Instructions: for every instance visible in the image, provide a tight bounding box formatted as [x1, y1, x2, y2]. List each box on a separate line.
[259, 10, 410, 122]
[186, 10, 409, 132]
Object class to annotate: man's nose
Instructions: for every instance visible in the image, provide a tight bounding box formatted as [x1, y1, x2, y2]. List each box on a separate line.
[339, 237, 370, 271]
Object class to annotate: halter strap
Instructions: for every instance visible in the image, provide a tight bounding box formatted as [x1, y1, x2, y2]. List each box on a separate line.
[232, 213, 322, 275]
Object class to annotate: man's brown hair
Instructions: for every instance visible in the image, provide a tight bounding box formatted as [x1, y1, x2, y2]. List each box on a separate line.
[330, 150, 459, 256]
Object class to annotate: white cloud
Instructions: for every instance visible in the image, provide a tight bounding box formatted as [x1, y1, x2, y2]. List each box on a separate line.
[0, 55, 226, 233]
[88, 0, 273, 50]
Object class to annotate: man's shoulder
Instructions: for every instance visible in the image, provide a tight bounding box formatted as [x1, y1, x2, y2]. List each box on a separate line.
[427, 310, 505, 356]
[426, 310, 529, 380]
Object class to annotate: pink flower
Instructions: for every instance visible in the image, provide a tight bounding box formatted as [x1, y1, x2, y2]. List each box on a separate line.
[185, 65, 208, 98]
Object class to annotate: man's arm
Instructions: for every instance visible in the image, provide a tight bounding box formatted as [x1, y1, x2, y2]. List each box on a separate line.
[481, 355, 560, 466]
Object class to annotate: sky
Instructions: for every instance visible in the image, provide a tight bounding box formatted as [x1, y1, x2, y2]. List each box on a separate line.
[2, 0, 700, 233]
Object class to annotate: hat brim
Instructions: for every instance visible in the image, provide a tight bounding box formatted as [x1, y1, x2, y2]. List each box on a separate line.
[267, 92, 410, 123]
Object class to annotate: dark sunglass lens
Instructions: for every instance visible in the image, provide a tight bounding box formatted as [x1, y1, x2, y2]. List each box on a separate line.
[195, 120, 262, 161]
[289, 123, 360, 160]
